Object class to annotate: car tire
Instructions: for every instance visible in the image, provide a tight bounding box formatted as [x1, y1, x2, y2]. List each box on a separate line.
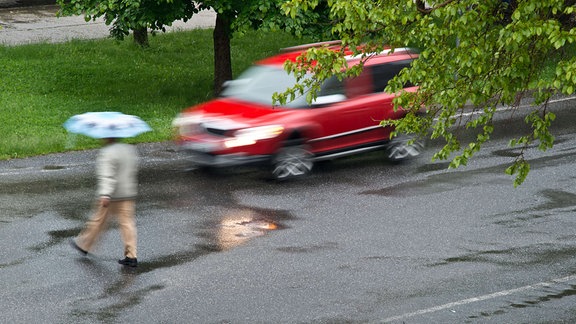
[271, 145, 314, 180]
[385, 135, 425, 162]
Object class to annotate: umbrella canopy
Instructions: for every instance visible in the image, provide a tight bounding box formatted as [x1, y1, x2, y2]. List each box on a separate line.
[63, 112, 152, 139]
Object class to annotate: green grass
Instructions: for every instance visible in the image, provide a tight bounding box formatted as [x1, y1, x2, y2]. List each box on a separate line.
[0, 29, 311, 159]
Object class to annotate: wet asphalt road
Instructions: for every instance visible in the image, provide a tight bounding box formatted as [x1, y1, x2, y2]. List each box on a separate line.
[2, 98, 576, 323]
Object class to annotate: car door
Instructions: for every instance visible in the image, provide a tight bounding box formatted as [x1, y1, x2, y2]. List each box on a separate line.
[309, 64, 403, 154]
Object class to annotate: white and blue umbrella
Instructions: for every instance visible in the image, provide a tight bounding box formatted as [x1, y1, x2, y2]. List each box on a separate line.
[63, 112, 152, 139]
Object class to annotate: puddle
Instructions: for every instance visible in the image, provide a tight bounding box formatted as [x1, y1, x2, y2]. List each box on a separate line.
[492, 138, 569, 158]
[43, 164, 65, 170]
[467, 283, 576, 320]
[204, 206, 290, 251]
[492, 147, 525, 158]
[118, 206, 292, 274]
[488, 189, 576, 227]
[536, 189, 576, 210]
[276, 241, 338, 253]
[417, 162, 451, 173]
[429, 244, 576, 268]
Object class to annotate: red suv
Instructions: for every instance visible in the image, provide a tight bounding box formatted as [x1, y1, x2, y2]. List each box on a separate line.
[173, 42, 423, 180]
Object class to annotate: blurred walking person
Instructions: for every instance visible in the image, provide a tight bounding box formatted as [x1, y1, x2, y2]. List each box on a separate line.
[64, 112, 151, 268]
[70, 137, 139, 267]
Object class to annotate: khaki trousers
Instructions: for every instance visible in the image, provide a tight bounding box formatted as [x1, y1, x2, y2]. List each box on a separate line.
[76, 200, 137, 259]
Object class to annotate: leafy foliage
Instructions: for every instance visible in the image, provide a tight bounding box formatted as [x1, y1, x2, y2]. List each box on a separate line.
[229, 0, 332, 39]
[57, 0, 331, 42]
[57, 0, 199, 40]
[279, 0, 576, 186]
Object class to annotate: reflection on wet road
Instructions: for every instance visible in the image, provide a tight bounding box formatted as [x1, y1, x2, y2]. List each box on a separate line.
[209, 207, 285, 251]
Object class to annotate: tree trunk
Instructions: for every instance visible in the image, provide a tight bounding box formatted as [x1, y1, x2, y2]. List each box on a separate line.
[213, 13, 233, 95]
[133, 27, 149, 47]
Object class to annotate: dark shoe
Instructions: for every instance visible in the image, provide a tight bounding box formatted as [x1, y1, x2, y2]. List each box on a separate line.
[69, 238, 88, 256]
[118, 257, 137, 267]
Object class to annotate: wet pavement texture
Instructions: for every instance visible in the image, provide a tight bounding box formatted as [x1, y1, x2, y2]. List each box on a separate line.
[0, 3, 215, 45]
[2, 99, 576, 323]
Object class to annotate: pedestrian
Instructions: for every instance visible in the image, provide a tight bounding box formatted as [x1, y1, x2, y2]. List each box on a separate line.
[70, 137, 139, 267]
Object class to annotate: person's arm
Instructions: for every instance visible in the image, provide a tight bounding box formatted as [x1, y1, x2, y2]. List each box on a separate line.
[96, 149, 117, 206]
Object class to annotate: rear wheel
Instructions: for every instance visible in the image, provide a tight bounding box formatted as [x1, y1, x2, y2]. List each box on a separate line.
[385, 135, 425, 162]
[271, 145, 313, 180]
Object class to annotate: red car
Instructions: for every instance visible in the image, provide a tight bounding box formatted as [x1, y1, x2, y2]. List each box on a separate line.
[173, 42, 423, 180]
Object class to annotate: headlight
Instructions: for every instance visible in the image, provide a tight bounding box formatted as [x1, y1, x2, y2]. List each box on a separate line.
[225, 125, 284, 148]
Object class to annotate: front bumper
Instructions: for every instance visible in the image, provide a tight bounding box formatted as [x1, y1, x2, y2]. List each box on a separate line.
[179, 145, 270, 168]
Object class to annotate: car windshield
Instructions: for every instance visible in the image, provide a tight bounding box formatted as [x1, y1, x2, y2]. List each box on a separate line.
[220, 65, 313, 108]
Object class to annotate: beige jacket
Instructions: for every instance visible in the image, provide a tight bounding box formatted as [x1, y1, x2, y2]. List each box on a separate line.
[96, 143, 138, 200]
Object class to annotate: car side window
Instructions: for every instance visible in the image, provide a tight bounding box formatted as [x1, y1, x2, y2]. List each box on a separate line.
[371, 59, 414, 93]
[318, 76, 345, 97]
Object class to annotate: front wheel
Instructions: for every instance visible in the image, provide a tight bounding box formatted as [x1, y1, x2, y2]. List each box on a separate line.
[271, 145, 313, 180]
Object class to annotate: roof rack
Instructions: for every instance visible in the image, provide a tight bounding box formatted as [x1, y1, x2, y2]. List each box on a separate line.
[280, 40, 342, 53]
